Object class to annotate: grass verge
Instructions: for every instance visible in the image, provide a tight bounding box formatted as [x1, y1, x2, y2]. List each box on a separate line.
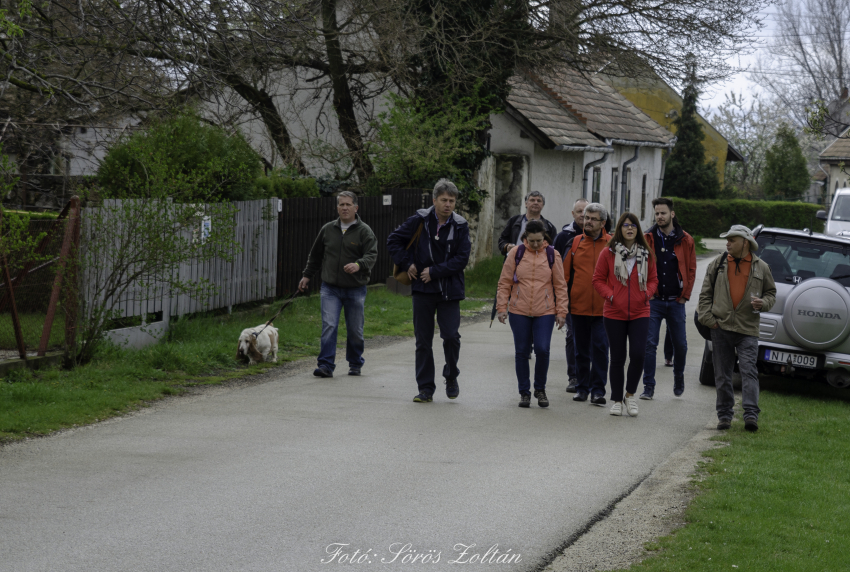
[622, 379, 850, 571]
[693, 235, 711, 255]
[0, 285, 488, 443]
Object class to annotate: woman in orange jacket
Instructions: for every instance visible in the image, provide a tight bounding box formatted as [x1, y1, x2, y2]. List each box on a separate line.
[496, 220, 569, 408]
[592, 213, 658, 417]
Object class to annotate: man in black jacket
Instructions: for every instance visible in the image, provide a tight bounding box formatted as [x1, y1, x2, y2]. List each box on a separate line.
[497, 191, 558, 255]
[387, 179, 471, 403]
[552, 198, 588, 392]
[300, 191, 378, 378]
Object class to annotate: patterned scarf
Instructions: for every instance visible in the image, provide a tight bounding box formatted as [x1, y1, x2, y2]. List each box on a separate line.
[613, 242, 649, 290]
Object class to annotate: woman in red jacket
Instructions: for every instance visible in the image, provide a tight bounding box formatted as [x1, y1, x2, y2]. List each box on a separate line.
[592, 213, 658, 417]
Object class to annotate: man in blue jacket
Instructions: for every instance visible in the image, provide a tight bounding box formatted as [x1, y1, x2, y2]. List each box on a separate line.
[387, 179, 471, 403]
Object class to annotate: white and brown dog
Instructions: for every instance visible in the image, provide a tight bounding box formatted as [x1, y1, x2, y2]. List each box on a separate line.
[236, 324, 279, 364]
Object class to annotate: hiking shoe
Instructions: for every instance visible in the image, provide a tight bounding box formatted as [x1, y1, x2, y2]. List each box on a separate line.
[534, 389, 549, 408]
[673, 383, 685, 397]
[610, 401, 623, 416]
[566, 378, 578, 393]
[519, 393, 531, 408]
[745, 419, 759, 432]
[573, 391, 588, 402]
[664, 359, 674, 367]
[624, 394, 639, 417]
[413, 393, 433, 403]
[639, 389, 654, 400]
[445, 378, 459, 399]
[348, 366, 361, 376]
[313, 366, 333, 378]
[717, 419, 732, 430]
[590, 395, 607, 406]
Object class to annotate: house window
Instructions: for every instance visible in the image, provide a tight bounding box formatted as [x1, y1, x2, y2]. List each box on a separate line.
[592, 168, 601, 203]
[611, 168, 619, 214]
[641, 174, 648, 219]
[625, 169, 632, 212]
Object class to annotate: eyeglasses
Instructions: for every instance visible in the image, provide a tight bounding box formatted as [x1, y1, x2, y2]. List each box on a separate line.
[622, 223, 638, 229]
[586, 217, 602, 223]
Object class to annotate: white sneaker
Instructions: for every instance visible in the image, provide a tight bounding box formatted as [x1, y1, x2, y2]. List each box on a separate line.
[624, 395, 639, 417]
[610, 401, 623, 416]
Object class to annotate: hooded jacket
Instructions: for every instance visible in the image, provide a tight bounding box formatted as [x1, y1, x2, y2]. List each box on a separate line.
[497, 241, 569, 317]
[562, 230, 611, 316]
[498, 214, 558, 255]
[553, 220, 582, 260]
[387, 206, 471, 300]
[592, 246, 659, 320]
[644, 221, 697, 300]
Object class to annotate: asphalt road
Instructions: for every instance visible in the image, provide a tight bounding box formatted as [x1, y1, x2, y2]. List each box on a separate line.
[0, 255, 721, 572]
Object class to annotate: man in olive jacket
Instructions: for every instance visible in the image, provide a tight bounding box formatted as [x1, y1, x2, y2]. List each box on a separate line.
[299, 191, 378, 378]
[698, 225, 776, 432]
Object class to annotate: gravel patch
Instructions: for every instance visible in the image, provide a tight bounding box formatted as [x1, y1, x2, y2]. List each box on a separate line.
[540, 424, 724, 572]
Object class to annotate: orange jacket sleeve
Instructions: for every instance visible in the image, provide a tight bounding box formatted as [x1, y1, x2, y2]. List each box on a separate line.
[496, 247, 518, 314]
[551, 254, 569, 317]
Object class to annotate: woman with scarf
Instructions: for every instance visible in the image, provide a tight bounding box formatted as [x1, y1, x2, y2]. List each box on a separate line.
[497, 220, 569, 408]
[592, 213, 658, 417]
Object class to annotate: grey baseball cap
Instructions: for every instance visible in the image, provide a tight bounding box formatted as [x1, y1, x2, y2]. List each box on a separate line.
[720, 224, 759, 252]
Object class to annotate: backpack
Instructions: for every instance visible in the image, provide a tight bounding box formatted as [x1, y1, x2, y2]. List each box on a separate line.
[513, 244, 555, 283]
[694, 254, 727, 341]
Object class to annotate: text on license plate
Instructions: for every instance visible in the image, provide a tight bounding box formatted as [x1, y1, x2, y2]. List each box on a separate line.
[764, 350, 817, 368]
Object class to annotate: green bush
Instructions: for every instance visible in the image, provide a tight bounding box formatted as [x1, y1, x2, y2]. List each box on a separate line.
[668, 198, 825, 237]
[254, 171, 320, 198]
[97, 113, 262, 202]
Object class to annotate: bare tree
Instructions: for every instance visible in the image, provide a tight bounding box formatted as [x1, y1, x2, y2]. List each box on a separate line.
[753, 0, 850, 131]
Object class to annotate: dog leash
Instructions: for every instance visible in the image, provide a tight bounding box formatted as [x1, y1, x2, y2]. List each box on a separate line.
[251, 289, 303, 339]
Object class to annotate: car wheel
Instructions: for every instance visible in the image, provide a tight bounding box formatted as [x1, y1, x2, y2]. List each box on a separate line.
[699, 340, 715, 386]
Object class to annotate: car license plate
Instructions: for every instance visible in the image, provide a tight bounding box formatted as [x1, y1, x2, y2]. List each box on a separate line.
[763, 349, 817, 368]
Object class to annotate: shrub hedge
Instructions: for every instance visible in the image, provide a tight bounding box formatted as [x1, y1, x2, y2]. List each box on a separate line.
[666, 197, 825, 236]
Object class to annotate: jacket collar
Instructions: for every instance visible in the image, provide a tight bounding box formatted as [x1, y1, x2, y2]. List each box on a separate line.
[333, 213, 361, 228]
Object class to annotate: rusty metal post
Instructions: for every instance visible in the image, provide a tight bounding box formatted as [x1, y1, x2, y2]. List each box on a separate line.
[64, 199, 81, 364]
[38, 197, 80, 356]
[0, 210, 27, 359]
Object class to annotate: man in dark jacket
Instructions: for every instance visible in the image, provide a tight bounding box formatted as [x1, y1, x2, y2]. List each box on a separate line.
[299, 191, 378, 378]
[387, 179, 471, 403]
[498, 191, 558, 255]
[640, 198, 697, 399]
[553, 198, 588, 393]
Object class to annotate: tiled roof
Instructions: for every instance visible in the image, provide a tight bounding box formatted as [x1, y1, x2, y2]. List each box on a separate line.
[506, 76, 608, 148]
[820, 127, 850, 160]
[528, 67, 674, 145]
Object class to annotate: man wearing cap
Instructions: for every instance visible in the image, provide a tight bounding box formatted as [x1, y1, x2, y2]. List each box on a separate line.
[498, 191, 558, 255]
[697, 225, 776, 432]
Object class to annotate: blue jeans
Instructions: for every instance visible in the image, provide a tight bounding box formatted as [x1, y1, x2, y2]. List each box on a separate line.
[643, 299, 688, 392]
[509, 313, 556, 394]
[571, 314, 609, 397]
[318, 284, 367, 372]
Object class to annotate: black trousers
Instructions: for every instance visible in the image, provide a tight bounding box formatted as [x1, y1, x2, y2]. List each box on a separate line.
[412, 293, 461, 395]
[603, 317, 649, 402]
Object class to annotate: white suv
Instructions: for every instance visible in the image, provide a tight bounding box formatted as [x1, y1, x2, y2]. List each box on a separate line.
[817, 187, 850, 237]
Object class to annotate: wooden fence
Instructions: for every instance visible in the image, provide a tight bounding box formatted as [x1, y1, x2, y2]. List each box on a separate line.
[82, 198, 278, 321]
[276, 189, 427, 296]
[81, 191, 426, 323]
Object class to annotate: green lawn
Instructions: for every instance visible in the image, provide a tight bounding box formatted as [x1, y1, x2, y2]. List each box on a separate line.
[623, 380, 850, 571]
[0, 311, 66, 350]
[0, 285, 487, 442]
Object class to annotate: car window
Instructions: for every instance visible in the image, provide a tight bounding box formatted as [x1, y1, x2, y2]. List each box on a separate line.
[831, 195, 850, 220]
[756, 236, 850, 286]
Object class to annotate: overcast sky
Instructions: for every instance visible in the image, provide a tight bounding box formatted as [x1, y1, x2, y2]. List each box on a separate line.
[700, 5, 782, 114]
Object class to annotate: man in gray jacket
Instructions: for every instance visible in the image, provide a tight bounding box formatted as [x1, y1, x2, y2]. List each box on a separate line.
[698, 225, 776, 432]
[299, 191, 378, 378]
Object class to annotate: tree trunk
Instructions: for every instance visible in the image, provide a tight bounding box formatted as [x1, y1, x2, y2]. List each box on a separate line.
[321, 0, 374, 182]
[226, 76, 309, 176]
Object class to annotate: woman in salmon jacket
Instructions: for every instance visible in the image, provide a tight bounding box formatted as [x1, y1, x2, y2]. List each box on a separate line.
[592, 212, 658, 418]
[497, 220, 569, 408]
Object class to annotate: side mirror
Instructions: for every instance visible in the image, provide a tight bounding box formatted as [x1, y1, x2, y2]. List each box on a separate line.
[817, 210, 828, 221]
